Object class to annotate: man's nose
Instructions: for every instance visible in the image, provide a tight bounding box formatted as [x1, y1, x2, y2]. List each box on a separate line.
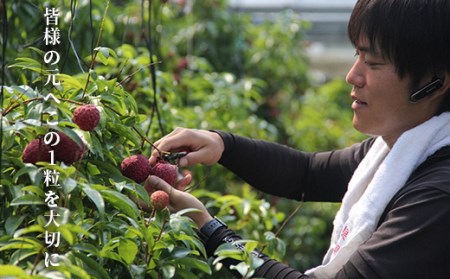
[345, 60, 365, 88]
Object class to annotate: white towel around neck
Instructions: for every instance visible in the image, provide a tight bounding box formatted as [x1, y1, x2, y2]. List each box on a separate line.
[306, 112, 450, 278]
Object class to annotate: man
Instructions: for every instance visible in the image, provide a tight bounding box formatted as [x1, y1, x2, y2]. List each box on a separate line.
[147, 0, 450, 277]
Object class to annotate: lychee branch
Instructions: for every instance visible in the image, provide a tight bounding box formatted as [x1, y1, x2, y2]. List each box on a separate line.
[30, 247, 45, 274]
[146, 217, 168, 267]
[140, 0, 165, 137]
[103, 103, 168, 157]
[259, 201, 304, 255]
[118, 61, 162, 86]
[81, 0, 110, 99]
[1, 97, 85, 117]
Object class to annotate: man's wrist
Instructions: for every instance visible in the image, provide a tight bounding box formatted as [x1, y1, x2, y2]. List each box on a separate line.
[194, 213, 213, 228]
[198, 216, 227, 244]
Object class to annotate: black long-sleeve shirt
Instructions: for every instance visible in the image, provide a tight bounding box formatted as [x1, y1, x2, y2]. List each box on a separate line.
[205, 131, 450, 278]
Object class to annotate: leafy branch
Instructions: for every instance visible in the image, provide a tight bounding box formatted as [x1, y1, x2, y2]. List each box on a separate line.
[81, 0, 111, 99]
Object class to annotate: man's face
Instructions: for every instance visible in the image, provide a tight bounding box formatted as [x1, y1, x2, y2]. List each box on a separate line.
[345, 40, 437, 147]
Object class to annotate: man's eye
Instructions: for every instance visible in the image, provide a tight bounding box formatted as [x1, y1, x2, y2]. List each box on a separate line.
[364, 61, 381, 67]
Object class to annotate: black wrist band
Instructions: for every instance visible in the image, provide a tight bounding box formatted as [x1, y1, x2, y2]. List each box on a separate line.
[199, 217, 227, 243]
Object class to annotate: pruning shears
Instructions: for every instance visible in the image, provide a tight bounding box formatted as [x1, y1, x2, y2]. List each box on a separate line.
[161, 151, 188, 164]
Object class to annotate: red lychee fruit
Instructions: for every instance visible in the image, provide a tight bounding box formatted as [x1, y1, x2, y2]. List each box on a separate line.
[121, 154, 151, 183]
[22, 139, 52, 164]
[151, 190, 169, 210]
[52, 132, 86, 164]
[72, 105, 100, 131]
[149, 161, 179, 186]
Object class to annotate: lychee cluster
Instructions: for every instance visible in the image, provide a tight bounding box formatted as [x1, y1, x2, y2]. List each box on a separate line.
[72, 105, 100, 132]
[120, 155, 181, 211]
[22, 131, 86, 165]
[120, 156, 180, 186]
[22, 104, 100, 164]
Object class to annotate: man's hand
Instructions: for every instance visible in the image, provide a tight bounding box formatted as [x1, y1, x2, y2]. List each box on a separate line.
[144, 175, 213, 228]
[149, 128, 225, 167]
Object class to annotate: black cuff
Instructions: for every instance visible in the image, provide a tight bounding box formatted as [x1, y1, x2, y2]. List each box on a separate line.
[208, 130, 235, 164]
[198, 217, 227, 245]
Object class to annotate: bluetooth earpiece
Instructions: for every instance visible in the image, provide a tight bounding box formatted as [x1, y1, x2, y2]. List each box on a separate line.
[409, 77, 443, 102]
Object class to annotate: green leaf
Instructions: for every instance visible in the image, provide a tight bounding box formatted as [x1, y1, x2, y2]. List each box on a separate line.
[175, 257, 211, 274]
[73, 252, 110, 279]
[53, 261, 91, 279]
[101, 91, 121, 107]
[230, 261, 251, 277]
[118, 238, 138, 265]
[162, 265, 176, 278]
[13, 166, 41, 183]
[106, 122, 141, 147]
[73, 243, 101, 256]
[62, 177, 78, 194]
[57, 73, 84, 90]
[129, 264, 147, 278]
[58, 225, 74, 245]
[5, 215, 26, 236]
[9, 57, 45, 74]
[89, 69, 98, 81]
[13, 224, 45, 238]
[89, 135, 104, 159]
[87, 162, 101, 176]
[10, 194, 45, 206]
[100, 190, 139, 220]
[79, 183, 105, 219]
[94, 47, 117, 65]
[21, 185, 44, 196]
[10, 248, 39, 265]
[144, 224, 157, 249]
[173, 208, 202, 217]
[214, 243, 246, 262]
[133, 183, 150, 205]
[250, 256, 265, 270]
[0, 237, 43, 252]
[90, 159, 126, 182]
[244, 240, 259, 252]
[0, 265, 31, 277]
[170, 247, 192, 259]
[100, 250, 122, 262]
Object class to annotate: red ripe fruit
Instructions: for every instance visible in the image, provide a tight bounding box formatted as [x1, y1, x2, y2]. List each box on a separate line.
[72, 105, 100, 131]
[121, 154, 151, 183]
[151, 190, 169, 210]
[22, 139, 52, 164]
[150, 161, 179, 186]
[53, 132, 86, 164]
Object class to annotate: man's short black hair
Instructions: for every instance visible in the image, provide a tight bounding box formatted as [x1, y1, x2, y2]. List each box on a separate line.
[348, 0, 450, 84]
